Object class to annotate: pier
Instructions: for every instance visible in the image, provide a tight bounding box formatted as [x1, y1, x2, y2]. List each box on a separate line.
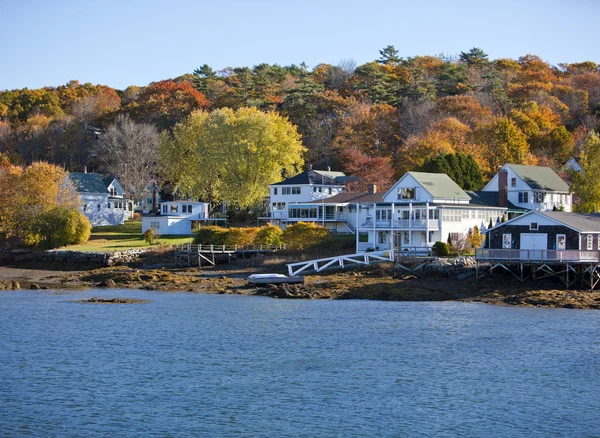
[175, 244, 285, 267]
[475, 248, 600, 291]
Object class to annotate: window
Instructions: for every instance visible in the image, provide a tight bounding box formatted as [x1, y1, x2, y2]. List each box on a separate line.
[187, 205, 193, 213]
[83, 204, 87, 212]
[398, 187, 415, 200]
[97, 204, 101, 211]
[282, 187, 291, 195]
[530, 222, 538, 230]
[148, 198, 153, 205]
[557, 234, 566, 250]
[587, 235, 593, 250]
[328, 188, 332, 194]
[378, 232, 387, 244]
[359, 232, 369, 243]
[502, 234, 512, 249]
[150, 221, 160, 230]
[273, 188, 277, 195]
[162, 205, 168, 214]
[518, 192, 529, 203]
[292, 187, 301, 195]
[511, 178, 516, 187]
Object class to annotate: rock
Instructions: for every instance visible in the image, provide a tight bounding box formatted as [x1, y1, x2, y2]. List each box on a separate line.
[97, 279, 116, 288]
[30, 283, 40, 290]
[11, 281, 19, 290]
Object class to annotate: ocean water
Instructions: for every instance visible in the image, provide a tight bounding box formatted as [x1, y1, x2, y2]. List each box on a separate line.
[0, 289, 599, 437]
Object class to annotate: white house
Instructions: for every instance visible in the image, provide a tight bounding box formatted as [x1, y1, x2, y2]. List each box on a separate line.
[563, 157, 584, 175]
[134, 181, 161, 214]
[69, 172, 132, 227]
[482, 164, 572, 212]
[141, 200, 216, 235]
[352, 172, 507, 251]
[268, 168, 348, 221]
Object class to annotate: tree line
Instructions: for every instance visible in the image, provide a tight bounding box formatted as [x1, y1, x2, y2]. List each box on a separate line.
[1, 47, 600, 211]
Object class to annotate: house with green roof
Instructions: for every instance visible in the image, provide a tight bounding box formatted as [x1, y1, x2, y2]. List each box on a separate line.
[482, 163, 572, 212]
[69, 172, 132, 226]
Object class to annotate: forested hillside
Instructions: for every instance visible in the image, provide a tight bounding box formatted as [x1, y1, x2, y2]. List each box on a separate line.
[1, 47, 599, 195]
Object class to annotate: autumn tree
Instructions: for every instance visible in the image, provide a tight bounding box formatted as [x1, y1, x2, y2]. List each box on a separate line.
[96, 114, 161, 202]
[571, 131, 600, 213]
[161, 107, 305, 208]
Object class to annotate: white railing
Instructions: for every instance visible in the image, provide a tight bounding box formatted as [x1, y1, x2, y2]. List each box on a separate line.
[475, 248, 600, 263]
[287, 250, 394, 276]
[359, 218, 439, 229]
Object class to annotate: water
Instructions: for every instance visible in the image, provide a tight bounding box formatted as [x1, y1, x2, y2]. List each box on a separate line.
[1, 290, 599, 437]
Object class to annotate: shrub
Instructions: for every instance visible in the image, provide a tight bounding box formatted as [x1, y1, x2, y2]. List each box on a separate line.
[467, 226, 484, 248]
[24, 207, 92, 248]
[144, 227, 160, 245]
[132, 212, 141, 220]
[433, 241, 449, 257]
[254, 224, 283, 246]
[222, 227, 257, 246]
[282, 222, 331, 250]
[193, 226, 227, 245]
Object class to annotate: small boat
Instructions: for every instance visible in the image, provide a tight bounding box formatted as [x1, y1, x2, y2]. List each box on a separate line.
[247, 273, 305, 285]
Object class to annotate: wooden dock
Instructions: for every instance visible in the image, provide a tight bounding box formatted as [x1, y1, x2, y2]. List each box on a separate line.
[175, 244, 285, 267]
[475, 248, 600, 291]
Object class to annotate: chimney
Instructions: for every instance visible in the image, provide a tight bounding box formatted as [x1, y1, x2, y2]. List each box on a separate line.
[308, 163, 313, 171]
[369, 184, 377, 194]
[498, 169, 508, 207]
[84, 165, 87, 174]
[327, 166, 331, 172]
[152, 183, 158, 214]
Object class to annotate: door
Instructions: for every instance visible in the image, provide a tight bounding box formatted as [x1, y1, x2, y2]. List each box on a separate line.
[520, 233, 547, 261]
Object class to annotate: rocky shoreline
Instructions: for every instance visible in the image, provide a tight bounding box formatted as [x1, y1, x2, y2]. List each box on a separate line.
[1, 258, 600, 310]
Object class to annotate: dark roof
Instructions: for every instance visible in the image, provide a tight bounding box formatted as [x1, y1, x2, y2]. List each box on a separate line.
[507, 164, 569, 192]
[272, 170, 343, 186]
[540, 211, 600, 232]
[313, 192, 384, 204]
[466, 191, 518, 209]
[69, 172, 111, 193]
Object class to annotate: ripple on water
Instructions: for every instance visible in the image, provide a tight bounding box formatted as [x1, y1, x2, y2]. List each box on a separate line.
[0, 290, 599, 436]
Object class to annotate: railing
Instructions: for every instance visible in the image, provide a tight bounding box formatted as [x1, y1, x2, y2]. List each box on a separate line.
[176, 244, 286, 253]
[287, 250, 394, 276]
[475, 248, 600, 263]
[360, 218, 439, 229]
[396, 246, 435, 258]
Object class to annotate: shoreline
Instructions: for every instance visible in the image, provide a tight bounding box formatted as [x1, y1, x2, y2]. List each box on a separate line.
[1, 263, 599, 310]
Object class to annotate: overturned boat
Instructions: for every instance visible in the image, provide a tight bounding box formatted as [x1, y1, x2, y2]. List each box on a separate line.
[247, 274, 305, 285]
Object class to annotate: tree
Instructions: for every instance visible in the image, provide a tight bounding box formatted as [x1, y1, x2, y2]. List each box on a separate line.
[377, 45, 402, 66]
[459, 48, 489, 67]
[571, 131, 600, 213]
[96, 114, 161, 203]
[420, 152, 484, 190]
[161, 107, 305, 208]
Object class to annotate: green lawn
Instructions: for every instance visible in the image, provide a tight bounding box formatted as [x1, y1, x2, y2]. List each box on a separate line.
[63, 220, 194, 252]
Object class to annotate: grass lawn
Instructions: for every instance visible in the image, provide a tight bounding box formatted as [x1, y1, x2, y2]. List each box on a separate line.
[63, 220, 194, 252]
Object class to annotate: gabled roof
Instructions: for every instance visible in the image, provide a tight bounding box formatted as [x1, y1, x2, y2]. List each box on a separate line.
[69, 172, 112, 193]
[313, 192, 384, 204]
[506, 164, 569, 192]
[541, 211, 600, 233]
[489, 210, 600, 233]
[272, 170, 343, 186]
[386, 172, 470, 200]
[313, 170, 349, 184]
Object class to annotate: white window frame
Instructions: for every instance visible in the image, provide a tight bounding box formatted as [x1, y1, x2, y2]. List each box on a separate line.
[557, 234, 566, 250]
[587, 235, 594, 250]
[502, 234, 512, 249]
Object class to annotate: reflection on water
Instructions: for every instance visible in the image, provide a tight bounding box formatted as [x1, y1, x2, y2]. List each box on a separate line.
[1, 289, 599, 436]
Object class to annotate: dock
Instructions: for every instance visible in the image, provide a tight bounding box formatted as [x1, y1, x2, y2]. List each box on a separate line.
[475, 248, 600, 291]
[175, 244, 285, 267]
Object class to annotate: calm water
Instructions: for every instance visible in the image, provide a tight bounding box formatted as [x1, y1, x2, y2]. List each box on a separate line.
[1, 290, 599, 437]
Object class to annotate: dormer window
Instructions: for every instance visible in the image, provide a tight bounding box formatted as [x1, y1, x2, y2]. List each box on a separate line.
[398, 188, 415, 200]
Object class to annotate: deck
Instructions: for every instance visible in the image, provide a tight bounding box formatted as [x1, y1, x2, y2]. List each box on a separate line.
[175, 244, 285, 267]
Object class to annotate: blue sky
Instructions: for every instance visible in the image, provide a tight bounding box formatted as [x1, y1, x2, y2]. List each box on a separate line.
[1, 0, 598, 91]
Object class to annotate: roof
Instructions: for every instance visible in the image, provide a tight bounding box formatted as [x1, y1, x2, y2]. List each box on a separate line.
[69, 172, 111, 193]
[465, 191, 517, 209]
[313, 170, 349, 183]
[406, 172, 470, 200]
[507, 164, 569, 192]
[540, 211, 600, 233]
[312, 192, 384, 204]
[272, 170, 344, 186]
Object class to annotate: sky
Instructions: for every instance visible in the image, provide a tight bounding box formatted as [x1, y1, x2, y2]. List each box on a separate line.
[1, 0, 598, 91]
